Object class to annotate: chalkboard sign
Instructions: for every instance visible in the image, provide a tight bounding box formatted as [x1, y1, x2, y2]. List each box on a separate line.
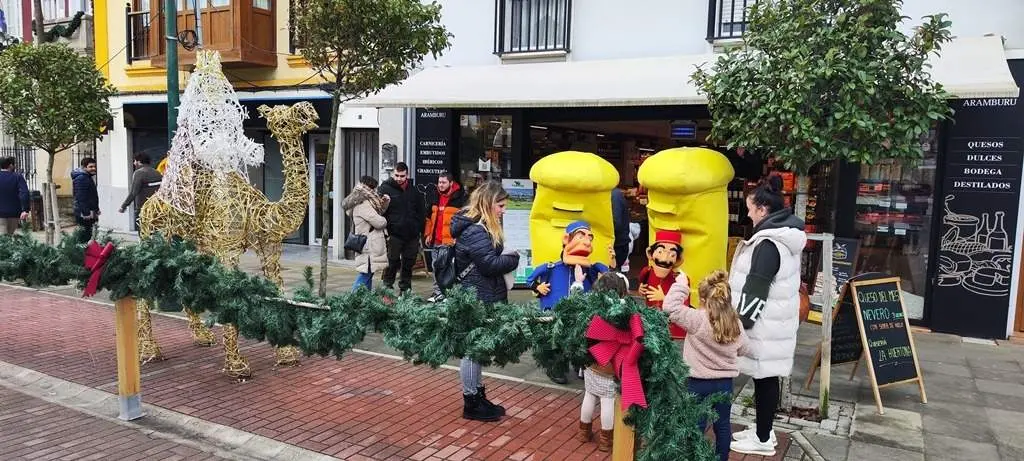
[850, 277, 927, 413]
[808, 237, 861, 324]
[804, 273, 884, 390]
[830, 292, 862, 365]
[804, 273, 927, 414]
[851, 278, 918, 384]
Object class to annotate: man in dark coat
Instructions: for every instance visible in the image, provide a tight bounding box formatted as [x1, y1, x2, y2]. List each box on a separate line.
[71, 157, 99, 242]
[0, 156, 29, 235]
[119, 153, 163, 217]
[377, 162, 425, 293]
[611, 187, 631, 269]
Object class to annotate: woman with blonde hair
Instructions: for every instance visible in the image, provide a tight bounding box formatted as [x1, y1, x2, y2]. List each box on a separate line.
[450, 180, 520, 422]
[664, 270, 754, 461]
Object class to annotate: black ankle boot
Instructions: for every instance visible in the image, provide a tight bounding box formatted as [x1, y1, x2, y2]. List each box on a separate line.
[477, 386, 505, 416]
[463, 393, 501, 422]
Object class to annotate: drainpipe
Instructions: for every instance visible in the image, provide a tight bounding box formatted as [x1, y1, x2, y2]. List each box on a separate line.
[192, 0, 203, 48]
[165, 0, 179, 147]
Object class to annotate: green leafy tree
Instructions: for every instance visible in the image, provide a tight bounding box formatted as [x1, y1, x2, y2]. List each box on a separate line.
[291, 0, 452, 296]
[692, 0, 953, 416]
[0, 43, 117, 244]
[692, 0, 953, 174]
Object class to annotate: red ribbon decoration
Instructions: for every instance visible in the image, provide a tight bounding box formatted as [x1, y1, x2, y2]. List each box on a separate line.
[586, 313, 648, 410]
[83, 241, 115, 297]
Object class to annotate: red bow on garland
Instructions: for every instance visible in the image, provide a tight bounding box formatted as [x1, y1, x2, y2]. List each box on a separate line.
[83, 241, 115, 297]
[586, 313, 647, 410]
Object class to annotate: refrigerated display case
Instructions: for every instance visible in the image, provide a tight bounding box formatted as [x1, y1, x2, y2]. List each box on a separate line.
[852, 131, 939, 320]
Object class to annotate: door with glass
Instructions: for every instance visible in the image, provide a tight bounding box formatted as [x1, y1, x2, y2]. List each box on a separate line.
[309, 134, 334, 247]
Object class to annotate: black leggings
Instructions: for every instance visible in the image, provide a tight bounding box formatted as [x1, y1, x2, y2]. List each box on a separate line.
[753, 376, 780, 442]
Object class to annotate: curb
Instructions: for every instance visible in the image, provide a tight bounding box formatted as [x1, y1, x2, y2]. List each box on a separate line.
[0, 360, 339, 461]
[789, 431, 828, 461]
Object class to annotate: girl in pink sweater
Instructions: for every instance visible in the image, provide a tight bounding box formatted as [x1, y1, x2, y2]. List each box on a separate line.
[664, 270, 753, 461]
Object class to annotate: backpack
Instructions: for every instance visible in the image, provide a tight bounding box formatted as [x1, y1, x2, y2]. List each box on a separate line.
[431, 244, 475, 291]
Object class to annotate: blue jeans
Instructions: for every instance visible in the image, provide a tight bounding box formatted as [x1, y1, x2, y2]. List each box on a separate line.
[352, 272, 373, 290]
[688, 377, 733, 461]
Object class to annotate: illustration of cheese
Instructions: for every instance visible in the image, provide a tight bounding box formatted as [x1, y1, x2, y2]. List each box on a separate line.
[529, 151, 620, 266]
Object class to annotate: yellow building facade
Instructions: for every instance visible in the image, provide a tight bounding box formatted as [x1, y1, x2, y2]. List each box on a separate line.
[92, 0, 379, 252]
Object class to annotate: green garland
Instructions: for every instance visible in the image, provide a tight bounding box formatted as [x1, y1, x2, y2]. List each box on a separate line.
[35, 11, 86, 43]
[0, 230, 721, 461]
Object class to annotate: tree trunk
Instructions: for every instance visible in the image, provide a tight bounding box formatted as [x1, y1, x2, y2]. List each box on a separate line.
[32, 0, 45, 42]
[319, 89, 341, 297]
[44, 152, 55, 245]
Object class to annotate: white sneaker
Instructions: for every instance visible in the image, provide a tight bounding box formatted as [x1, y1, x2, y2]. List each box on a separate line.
[730, 435, 776, 457]
[731, 427, 777, 447]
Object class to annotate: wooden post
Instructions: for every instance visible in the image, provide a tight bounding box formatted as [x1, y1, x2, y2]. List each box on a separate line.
[612, 396, 636, 461]
[809, 233, 836, 419]
[114, 297, 144, 420]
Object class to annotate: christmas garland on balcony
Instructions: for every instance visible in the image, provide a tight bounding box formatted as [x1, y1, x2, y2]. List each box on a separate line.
[35, 11, 87, 44]
[0, 230, 721, 461]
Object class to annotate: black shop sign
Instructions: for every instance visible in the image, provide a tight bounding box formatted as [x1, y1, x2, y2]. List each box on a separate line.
[932, 98, 1022, 339]
[414, 109, 454, 187]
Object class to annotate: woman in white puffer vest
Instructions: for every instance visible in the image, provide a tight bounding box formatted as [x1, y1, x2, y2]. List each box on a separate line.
[728, 175, 806, 458]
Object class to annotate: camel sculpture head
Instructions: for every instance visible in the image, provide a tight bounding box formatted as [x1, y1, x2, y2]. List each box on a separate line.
[258, 102, 319, 138]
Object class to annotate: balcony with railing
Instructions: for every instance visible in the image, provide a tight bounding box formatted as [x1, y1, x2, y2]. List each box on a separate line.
[707, 0, 751, 41]
[493, 0, 572, 56]
[146, 0, 277, 69]
[35, 0, 93, 53]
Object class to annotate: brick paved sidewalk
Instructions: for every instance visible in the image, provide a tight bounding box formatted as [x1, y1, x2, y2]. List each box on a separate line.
[0, 386, 226, 461]
[0, 285, 792, 461]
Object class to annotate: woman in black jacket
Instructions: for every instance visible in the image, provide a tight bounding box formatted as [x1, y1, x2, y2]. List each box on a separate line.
[450, 181, 519, 422]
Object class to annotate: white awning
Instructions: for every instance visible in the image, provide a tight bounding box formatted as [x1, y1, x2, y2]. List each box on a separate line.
[351, 36, 1018, 109]
[929, 35, 1019, 99]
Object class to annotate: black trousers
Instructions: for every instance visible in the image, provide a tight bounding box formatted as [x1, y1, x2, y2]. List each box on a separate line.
[753, 376, 780, 442]
[75, 217, 95, 243]
[383, 234, 420, 291]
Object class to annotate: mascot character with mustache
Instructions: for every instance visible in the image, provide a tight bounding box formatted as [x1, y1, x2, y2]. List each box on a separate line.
[527, 220, 612, 312]
[638, 230, 689, 339]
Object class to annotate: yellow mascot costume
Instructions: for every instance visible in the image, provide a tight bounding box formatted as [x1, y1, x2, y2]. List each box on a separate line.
[529, 151, 619, 268]
[637, 147, 734, 306]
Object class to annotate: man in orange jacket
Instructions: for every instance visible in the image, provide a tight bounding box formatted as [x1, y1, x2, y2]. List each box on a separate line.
[424, 172, 467, 300]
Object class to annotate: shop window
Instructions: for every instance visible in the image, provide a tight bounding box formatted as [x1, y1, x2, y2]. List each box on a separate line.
[459, 115, 513, 191]
[493, 0, 571, 55]
[853, 129, 939, 320]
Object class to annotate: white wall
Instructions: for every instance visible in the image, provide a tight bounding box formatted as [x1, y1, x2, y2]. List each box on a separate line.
[902, 0, 1024, 52]
[97, 98, 132, 232]
[424, 0, 1024, 68]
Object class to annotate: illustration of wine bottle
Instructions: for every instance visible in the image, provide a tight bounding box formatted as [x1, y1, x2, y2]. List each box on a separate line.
[978, 213, 989, 246]
[990, 211, 1008, 251]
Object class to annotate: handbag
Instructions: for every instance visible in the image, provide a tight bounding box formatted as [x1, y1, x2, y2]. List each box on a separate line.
[344, 233, 367, 253]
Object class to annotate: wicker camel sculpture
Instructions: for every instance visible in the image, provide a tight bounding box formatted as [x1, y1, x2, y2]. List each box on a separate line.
[136, 101, 318, 379]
